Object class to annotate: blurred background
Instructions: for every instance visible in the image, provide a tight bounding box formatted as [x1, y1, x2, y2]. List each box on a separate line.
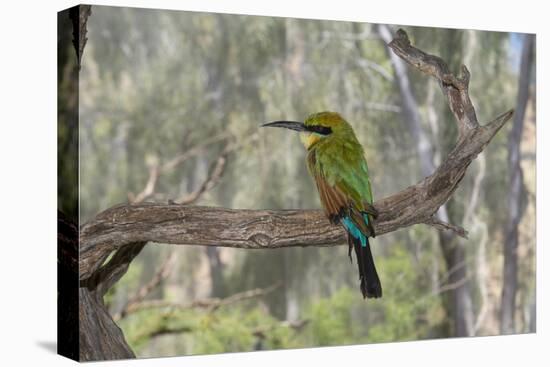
[73, 6, 535, 358]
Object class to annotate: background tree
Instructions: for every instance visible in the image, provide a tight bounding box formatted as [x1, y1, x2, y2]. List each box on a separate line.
[500, 33, 535, 334]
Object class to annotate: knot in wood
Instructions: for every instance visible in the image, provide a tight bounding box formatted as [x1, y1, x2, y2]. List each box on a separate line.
[248, 233, 272, 248]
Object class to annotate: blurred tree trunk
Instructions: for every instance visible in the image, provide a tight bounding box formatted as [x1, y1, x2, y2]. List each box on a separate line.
[378, 24, 474, 336]
[500, 33, 535, 334]
[206, 247, 226, 296]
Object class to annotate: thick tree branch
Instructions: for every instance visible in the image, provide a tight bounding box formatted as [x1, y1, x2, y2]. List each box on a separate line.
[83, 242, 147, 296]
[79, 288, 135, 360]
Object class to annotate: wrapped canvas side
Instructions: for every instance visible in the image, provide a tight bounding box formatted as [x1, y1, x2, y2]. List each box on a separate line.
[57, 5, 80, 362]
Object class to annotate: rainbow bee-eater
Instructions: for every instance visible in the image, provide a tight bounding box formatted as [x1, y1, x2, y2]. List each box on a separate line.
[262, 111, 382, 298]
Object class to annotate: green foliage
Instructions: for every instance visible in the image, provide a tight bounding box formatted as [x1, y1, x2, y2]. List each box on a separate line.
[304, 288, 357, 346]
[193, 308, 287, 354]
[366, 246, 444, 343]
[120, 304, 303, 356]
[120, 253, 444, 355]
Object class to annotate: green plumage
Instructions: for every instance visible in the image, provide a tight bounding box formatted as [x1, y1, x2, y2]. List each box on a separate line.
[305, 119, 374, 213]
[262, 111, 382, 298]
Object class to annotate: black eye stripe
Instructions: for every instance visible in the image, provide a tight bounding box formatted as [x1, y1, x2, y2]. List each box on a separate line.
[307, 125, 332, 135]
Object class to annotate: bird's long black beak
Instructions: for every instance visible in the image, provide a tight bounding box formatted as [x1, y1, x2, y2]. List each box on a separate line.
[261, 121, 306, 132]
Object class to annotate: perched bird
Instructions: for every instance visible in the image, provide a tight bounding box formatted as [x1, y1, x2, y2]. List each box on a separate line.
[262, 111, 382, 298]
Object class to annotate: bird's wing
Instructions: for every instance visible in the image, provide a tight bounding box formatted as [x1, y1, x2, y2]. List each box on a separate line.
[307, 149, 375, 237]
[339, 158, 378, 218]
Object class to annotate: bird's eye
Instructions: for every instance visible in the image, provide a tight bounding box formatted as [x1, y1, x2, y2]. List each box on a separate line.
[308, 126, 332, 135]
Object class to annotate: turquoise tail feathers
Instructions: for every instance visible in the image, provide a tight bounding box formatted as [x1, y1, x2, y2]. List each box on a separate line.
[343, 214, 382, 299]
[342, 216, 367, 247]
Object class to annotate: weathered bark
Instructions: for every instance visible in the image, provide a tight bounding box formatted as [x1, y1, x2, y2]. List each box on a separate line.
[79, 287, 136, 361]
[80, 243, 146, 361]
[68, 5, 91, 69]
[500, 33, 535, 334]
[378, 24, 475, 337]
[59, 211, 140, 361]
[76, 29, 513, 360]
